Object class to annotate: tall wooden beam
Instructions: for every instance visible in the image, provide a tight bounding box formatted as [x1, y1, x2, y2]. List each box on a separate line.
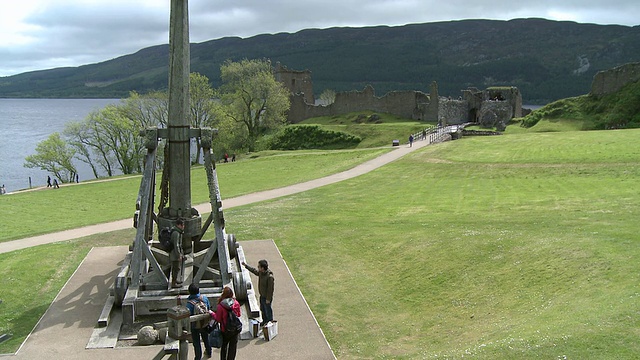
[168, 0, 191, 217]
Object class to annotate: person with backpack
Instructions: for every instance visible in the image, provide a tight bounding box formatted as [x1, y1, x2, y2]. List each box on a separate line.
[210, 286, 241, 360]
[242, 259, 275, 326]
[170, 218, 185, 288]
[187, 283, 212, 360]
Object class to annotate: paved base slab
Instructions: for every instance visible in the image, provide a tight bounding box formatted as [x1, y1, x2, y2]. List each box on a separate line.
[13, 242, 335, 359]
[86, 309, 122, 349]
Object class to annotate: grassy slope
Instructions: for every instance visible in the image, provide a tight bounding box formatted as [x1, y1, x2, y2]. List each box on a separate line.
[2, 129, 639, 358]
[299, 111, 431, 148]
[516, 80, 640, 131]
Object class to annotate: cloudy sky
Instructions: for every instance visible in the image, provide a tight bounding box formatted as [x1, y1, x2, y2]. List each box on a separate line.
[0, 0, 638, 77]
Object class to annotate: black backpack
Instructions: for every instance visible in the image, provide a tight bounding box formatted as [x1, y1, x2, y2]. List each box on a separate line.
[222, 300, 242, 336]
[159, 227, 174, 251]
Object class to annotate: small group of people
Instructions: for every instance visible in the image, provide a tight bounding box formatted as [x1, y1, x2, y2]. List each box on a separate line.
[409, 129, 429, 146]
[168, 218, 276, 359]
[222, 153, 236, 163]
[46, 175, 60, 189]
[184, 259, 275, 360]
[187, 284, 241, 360]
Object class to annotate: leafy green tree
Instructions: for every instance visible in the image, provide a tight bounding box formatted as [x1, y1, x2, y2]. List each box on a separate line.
[24, 132, 77, 183]
[120, 91, 169, 128]
[64, 121, 105, 178]
[98, 105, 146, 174]
[217, 59, 290, 152]
[68, 105, 145, 175]
[189, 72, 217, 163]
[63, 74, 217, 179]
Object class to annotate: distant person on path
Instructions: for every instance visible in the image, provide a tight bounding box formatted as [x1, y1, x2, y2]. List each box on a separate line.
[224, 153, 229, 163]
[47, 176, 52, 188]
[53, 179, 60, 188]
[210, 286, 241, 360]
[187, 283, 212, 360]
[170, 218, 185, 288]
[76, 174, 79, 183]
[242, 259, 275, 325]
[0, 184, 5, 195]
[409, 134, 414, 147]
[422, 129, 427, 140]
[231, 154, 236, 162]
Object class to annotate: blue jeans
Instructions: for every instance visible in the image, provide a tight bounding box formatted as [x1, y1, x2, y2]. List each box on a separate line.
[191, 327, 211, 360]
[260, 296, 273, 324]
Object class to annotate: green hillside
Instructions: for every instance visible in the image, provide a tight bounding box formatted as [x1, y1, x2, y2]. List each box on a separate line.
[1, 18, 639, 103]
[518, 78, 640, 130]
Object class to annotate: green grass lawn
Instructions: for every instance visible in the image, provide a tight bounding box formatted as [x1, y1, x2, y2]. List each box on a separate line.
[300, 110, 431, 148]
[226, 129, 640, 359]
[1, 129, 639, 358]
[0, 148, 389, 242]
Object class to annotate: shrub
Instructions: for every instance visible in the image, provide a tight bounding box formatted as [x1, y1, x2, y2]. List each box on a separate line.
[267, 125, 361, 150]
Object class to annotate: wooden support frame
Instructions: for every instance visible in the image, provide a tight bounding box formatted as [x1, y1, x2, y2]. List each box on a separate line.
[194, 147, 232, 285]
[131, 147, 168, 289]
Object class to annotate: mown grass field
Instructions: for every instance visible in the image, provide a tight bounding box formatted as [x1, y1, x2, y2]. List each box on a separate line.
[225, 129, 640, 358]
[1, 128, 639, 358]
[0, 148, 389, 242]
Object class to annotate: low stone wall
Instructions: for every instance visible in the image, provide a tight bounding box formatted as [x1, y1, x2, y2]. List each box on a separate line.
[462, 129, 502, 136]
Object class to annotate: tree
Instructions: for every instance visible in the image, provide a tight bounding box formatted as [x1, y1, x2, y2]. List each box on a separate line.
[189, 72, 217, 163]
[96, 105, 146, 174]
[120, 91, 169, 129]
[64, 121, 104, 178]
[24, 132, 77, 183]
[217, 59, 290, 152]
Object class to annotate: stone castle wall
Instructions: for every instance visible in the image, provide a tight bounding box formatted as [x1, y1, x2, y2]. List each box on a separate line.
[274, 62, 314, 105]
[288, 85, 434, 123]
[439, 99, 469, 125]
[590, 62, 640, 96]
[279, 64, 521, 128]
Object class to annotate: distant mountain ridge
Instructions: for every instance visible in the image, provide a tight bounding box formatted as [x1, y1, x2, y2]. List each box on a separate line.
[1, 18, 639, 103]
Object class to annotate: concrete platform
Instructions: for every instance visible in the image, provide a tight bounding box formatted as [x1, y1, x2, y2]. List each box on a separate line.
[11, 242, 335, 359]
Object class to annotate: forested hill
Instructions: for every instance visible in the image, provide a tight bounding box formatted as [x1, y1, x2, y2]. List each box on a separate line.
[1, 18, 639, 103]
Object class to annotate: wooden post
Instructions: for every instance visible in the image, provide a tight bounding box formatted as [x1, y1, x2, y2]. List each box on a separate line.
[167, 0, 191, 217]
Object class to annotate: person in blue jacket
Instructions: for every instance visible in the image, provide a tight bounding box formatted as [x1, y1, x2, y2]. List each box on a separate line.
[187, 283, 212, 359]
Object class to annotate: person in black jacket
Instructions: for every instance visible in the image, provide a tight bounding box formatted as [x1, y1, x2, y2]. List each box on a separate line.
[242, 259, 275, 325]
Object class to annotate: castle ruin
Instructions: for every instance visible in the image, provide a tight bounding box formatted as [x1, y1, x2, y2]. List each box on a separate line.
[590, 62, 640, 97]
[275, 65, 522, 130]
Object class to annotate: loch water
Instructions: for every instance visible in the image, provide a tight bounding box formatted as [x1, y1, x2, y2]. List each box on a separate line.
[0, 98, 118, 193]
